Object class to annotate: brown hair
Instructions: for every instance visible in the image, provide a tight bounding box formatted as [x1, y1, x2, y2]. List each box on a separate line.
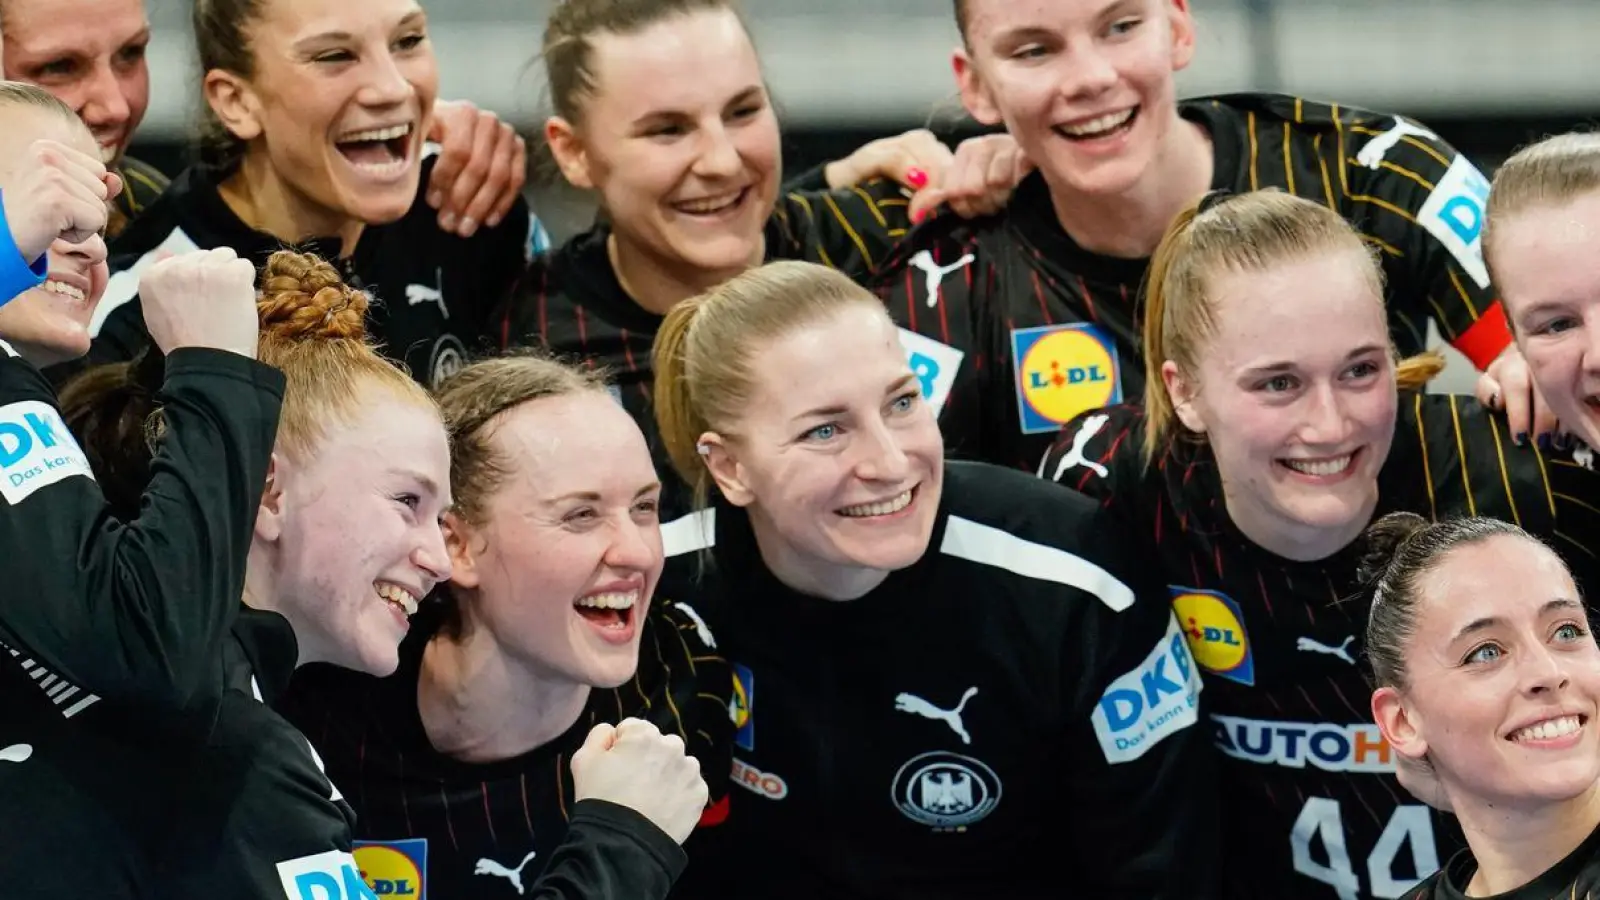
[1140, 189, 1444, 462]
[1482, 133, 1600, 303]
[61, 250, 434, 508]
[953, 0, 970, 42]
[1359, 512, 1537, 689]
[192, 0, 265, 166]
[433, 352, 610, 528]
[542, 0, 747, 124]
[653, 260, 888, 508]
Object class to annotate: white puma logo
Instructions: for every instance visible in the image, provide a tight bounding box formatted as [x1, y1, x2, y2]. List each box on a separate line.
[1297, 635, 1356, 666]
[895, 687, 979, 745]
[1042, 413, 1110, 481]
[1356, 118, 1439, 170]
[406, 267, 449, 319]
[909, 250, 975, 308]
[0, 744, 32, 764]
[475, 850, 540, 895]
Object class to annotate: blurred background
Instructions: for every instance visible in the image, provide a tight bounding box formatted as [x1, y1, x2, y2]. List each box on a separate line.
[132, 0, 1600, 391]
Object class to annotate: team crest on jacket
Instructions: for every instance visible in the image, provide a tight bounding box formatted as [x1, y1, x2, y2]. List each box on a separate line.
[1010, 324, 1122, 434]
[428, 334, 467, 388]
[891, 751, 1002, 831]
[1170, 587, 1255, 686]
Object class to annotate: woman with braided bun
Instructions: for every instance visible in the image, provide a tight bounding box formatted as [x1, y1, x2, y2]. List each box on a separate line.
[59, 250, 713, 899]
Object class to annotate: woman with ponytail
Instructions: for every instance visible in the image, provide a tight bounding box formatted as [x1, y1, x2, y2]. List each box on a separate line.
[1039, 189, 1600, 899]
[648, 259, 1215, 899]
[1358, 512, 1600, 900]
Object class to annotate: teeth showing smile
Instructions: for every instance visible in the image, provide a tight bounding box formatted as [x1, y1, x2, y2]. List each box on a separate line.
[674, 190, 744, 215]
[1283, 455, 1354, 477]
[1058, 109, 1135, 137]
[340, 123, 413, 143]
[838, 490, 913, 518]
[1510, 715, 1583, 743]
[42, 280, 86, 303]
[376, 583, 419, 617]
[576, 591, 638, 611]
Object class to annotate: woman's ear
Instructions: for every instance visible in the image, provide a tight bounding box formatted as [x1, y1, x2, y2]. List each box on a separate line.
[545, 116, 594, 190]
[254, 453, 286, 542]
[699, 432, 753, 507]
[442, 511, 483, 590]
[1162, 360, 1206, 434]
[203, 68, 265, 142]
[1372, 685, 1430, 763]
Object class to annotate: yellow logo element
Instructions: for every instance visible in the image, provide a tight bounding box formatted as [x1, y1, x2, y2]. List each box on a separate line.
[1012, 324, 1121, 434]
[1170, 588, 1255, 686]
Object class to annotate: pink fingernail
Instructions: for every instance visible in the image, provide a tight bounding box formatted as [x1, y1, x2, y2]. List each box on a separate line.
[906, 167, 929, 189]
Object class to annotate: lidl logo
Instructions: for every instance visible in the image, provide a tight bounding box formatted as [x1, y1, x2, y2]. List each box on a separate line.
[1011, 324, 1121, 435]
[732, 663, 754, 752]
[1170, 587, 1255, 686]
[354, 839, 426, 898]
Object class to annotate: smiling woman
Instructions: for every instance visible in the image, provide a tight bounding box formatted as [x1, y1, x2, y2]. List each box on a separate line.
[648, 260, 1215, 899]
[0, 0, 162, 234]
[75, 0, 539, 392]
[1361, 512, 1600, 900]
[1038, 189, 1600, 899]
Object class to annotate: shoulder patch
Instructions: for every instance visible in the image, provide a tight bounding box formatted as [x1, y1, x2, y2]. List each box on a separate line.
[0, 400, 94, 504]
[1417, 154, 1491, 289]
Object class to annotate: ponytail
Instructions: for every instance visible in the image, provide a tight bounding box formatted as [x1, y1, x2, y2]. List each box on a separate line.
[1395, 351, 1447, 392]
[1139, 202, 1204, 464]
[653, 295, 715, 509]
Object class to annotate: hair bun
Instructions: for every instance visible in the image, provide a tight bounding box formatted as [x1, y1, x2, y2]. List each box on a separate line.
[1356, 511, 1430, 588]
[256, 250, 370, 342]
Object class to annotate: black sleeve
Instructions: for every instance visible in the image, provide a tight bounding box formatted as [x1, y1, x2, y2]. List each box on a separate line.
[0, 347, 283, 708]
[1061, 499, 1219, 898]
[528, 800, 687, 900]
[768, 178, 913, 279]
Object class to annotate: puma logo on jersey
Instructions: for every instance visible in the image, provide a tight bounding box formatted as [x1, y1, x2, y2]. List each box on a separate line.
[909, 250, 975, 308]
[0, 744, 32, 764]
[1042, 413, 1110, 481]
[1297, 635, 1356, 666]
[1356, 118, 1439, 170]
[895, 687, 979, 745]
[475, 850, 539, 895]
[406, 268, 449, 319]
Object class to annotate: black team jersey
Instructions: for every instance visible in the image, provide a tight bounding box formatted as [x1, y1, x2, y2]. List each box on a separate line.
[660, 462, 1216, 900]
[276, 597, 733, 900]
[77, 153, 543, 389]
[874, 93, 1511, 472]
[1402, 821, 1600, 900]
[1039, 396, 1600, 899]
[496, 173, 913, 520]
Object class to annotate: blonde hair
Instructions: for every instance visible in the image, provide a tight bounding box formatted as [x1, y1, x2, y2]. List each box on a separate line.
[1483, 132, 1600, 295]
[433, 352, 611, 527]
[0, 81, 81, 122]
[254, 251, 437, 462]
[653, 260, 888, 508]
[1141, 189, 1444, 462]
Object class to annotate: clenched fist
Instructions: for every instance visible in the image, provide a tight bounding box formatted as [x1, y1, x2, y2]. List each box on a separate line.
[139, 248, 261, 359]
[571, 718, 710, 845]
[3, 140, 120, 263]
